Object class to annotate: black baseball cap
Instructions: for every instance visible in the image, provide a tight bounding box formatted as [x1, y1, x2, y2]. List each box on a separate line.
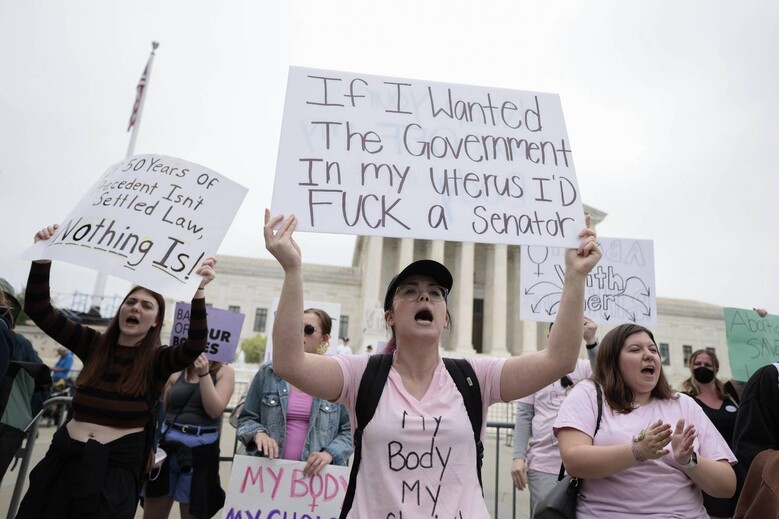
[383, 260, 453, 311]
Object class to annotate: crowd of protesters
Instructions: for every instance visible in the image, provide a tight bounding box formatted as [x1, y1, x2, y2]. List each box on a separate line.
[1, 216, 776, 519]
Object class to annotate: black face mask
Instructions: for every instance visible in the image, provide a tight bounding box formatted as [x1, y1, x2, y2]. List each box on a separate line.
[693, 366, 716, 384]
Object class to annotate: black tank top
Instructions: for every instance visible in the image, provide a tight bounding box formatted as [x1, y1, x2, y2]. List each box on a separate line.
[164, 372, 220, 426]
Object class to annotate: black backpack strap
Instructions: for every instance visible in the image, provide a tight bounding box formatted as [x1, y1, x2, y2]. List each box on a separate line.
[443, 357, 484, 491]
[558, 382, 604, 481]
[340, 353, 393, 519]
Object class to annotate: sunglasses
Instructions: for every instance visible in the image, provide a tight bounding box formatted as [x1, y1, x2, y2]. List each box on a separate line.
[303, 324, 321, 336]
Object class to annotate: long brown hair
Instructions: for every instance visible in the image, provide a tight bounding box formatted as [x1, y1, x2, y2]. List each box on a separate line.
[592, 324, 676, 414]
[77, 286, 166, 395]
[680, 349, 731, 401]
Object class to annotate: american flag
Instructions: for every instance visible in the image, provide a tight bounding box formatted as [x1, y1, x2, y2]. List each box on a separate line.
[127, 58, 151, 131]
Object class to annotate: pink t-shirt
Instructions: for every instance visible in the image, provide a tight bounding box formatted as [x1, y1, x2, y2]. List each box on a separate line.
[519, 358, 592, 473]
[554, 380, 737, 519]
[281, 389, 313, 461]
[335, 354, 507, 519]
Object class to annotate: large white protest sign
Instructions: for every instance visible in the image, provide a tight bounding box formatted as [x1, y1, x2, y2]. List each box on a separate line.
[263, 298, 342, 363]
[520, 237, 656, 325]
[272, 67, 585, 248]
[222, 455, 349, 519]
[21, 155, 247, 301]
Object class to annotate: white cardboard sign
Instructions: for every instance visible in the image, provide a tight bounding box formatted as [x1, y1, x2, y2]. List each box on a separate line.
[21, 155, 247, 301]
[272, 66, 585, 248]
[222, 455, 349, 519]
[520, 237, 656, 325]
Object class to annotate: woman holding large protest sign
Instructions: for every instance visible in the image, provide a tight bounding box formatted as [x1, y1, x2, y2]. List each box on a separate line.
[17, 224, 217, 519]
[236, 307, 353, 473]
[142, 352, 234, 519]
[262, 208, 600, 518]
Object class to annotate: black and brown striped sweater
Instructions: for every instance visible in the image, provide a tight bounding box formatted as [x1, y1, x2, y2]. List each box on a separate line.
[25, 261, 208, 428]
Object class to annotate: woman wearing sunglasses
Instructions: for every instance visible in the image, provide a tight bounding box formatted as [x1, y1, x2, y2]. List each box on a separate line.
[236, 307, 353, 474]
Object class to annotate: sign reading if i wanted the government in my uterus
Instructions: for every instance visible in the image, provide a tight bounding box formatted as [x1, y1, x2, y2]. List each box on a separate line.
[21, 155, 248, 301]
[272, 66, 585, 248]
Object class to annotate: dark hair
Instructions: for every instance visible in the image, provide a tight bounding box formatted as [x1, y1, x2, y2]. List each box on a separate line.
[592, 324, 675, 414]
[304, 307, 332, 336]
[680, 349, 730, 401]
[77, 286, 166, 395]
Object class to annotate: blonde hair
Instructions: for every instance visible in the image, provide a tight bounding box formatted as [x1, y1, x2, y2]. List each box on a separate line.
[679, 349, 731, 402]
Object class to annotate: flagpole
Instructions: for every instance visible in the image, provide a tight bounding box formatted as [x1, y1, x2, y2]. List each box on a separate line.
[90, 41, 159, 313]
[126, 41, 159, 157]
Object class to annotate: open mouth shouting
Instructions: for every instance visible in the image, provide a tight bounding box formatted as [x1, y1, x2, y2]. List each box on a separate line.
[414, 308, 434, 325]
[641, 365, 657, 379]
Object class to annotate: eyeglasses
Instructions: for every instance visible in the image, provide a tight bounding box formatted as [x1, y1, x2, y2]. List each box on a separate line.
[303, 324, 321, 336]
[394, 284, 448, 303]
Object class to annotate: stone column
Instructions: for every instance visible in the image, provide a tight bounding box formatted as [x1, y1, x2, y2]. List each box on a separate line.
[450, 242, 475, 355]
[398, 238, 414, 270]
[483, 244, 510, 357]
[427, 240, 445, 264]
[361, 236, 388, 349]
[507, 246, 522, 355]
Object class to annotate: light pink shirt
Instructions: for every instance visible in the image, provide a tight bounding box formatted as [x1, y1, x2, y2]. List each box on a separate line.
[520, 358, 592, 473]
[281, 389, 313, 461]
[554, 380, 737, 519]
[335, 354, 507, 519]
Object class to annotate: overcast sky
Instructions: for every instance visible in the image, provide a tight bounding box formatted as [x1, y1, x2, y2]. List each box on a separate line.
[2, 1, 778, 315]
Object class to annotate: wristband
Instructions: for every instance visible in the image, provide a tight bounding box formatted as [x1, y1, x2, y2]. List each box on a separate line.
[630, 441, 648, 462]
[585, 340, 598, 349]
[198, 372, 209, 378]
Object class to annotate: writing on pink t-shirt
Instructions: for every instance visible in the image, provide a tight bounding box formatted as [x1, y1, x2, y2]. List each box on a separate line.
[554, 380, 736, 519]
[281, 389, 313, 461]
[335, 354, 506, 519]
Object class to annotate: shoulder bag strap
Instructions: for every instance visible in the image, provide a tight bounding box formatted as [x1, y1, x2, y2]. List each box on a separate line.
[443, 357, 484, 490]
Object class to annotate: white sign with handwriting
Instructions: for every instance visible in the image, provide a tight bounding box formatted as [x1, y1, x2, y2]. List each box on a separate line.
[22, 155, 247, 301]
[520, 237, 656, 325]
[272, 66, 585, 247]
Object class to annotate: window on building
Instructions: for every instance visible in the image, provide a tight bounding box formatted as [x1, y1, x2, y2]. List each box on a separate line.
[254, 308, 268, 333]
[659, 343, 670, 366]
[228, 305, 241, 313]
[683, 345, 693, 366]
[339, 315, 349, 339]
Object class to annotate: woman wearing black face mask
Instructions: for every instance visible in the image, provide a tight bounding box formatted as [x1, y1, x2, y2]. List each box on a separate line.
[681, 349, 739, 519]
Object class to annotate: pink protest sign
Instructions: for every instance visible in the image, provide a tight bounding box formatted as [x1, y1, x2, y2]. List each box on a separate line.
[171, 302, 245, 363]
[222, 455, 349, 519]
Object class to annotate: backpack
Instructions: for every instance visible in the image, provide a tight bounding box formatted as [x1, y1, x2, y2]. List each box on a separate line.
[339, 354, 483, 519]
[0, 361, 51, 478]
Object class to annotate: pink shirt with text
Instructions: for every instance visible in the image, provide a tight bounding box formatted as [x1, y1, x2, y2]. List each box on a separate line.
[335, 354, 507, 519]
[554, 380, 736, 519]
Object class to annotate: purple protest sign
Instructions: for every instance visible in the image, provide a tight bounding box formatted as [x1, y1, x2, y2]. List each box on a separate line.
[172, 302, 245, 363]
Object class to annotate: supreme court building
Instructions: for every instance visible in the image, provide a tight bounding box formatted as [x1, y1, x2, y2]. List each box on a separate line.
[205, 205, 731, 387]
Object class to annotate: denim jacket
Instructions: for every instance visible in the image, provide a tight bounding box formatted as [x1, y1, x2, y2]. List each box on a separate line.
[236, 363, 353, 465]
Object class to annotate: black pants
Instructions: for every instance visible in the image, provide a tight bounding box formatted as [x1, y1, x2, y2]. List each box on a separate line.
[16, 425, 145, 519]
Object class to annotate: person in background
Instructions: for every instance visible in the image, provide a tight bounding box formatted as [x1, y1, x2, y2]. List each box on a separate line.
[51, 346, 74, 383]
[0, 291, 14, 384]
[511, 317, 599, 516]
[16, 223, 216, 519]
[236, 307, 353, 475]
[336, 337, 353, 355]
[555, 324, 737, 519]
[263, 209, 600, 518]
[365, 344, 373, 354]
[143, 353, 235, 519]
[680, 348, 740, 518]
